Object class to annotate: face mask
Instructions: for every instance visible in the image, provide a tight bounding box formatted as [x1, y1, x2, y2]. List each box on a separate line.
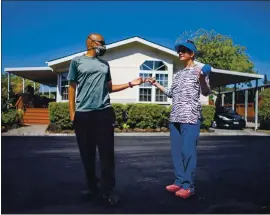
[88, 37, 106, 56]
[95, 45, 106, 56]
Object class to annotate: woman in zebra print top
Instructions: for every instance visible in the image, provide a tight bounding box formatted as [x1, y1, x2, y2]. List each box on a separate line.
[146, 40, 211, 199]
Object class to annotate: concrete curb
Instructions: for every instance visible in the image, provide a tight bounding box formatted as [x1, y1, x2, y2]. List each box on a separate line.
[2, 132, 269, 137]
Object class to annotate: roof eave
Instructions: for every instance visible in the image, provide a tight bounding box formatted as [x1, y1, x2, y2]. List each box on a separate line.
[212, 68, 264, 79]
[4, 67, 53, 72]
[46, 36, 179, 67]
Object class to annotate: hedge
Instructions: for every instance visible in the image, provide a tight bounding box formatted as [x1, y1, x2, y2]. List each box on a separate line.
[201, 105, 216, 129]
[47, 102, 215, 131]
[259, 88, 270, 130]
[111, 103, 127, 128]
[126, 104, 170, 129]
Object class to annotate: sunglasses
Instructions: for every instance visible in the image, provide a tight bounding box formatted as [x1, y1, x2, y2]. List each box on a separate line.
[177, 46, 191, 54]
[88, 37, 106, 46]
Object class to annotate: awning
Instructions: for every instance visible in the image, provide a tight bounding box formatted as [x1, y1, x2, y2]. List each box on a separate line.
[210, 68, 264, 88]
[4, 67, 57, 86]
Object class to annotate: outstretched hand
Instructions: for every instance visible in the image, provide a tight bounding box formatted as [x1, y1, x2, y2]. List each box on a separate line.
[131, 77, 144, 86]
[145, 77, 158, 86]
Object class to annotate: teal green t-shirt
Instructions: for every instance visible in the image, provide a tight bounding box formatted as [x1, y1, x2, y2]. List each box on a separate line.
[67, 55, 112, 112]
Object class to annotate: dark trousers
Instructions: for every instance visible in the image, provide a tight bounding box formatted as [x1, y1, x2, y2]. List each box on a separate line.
[73, 107, 116, 194]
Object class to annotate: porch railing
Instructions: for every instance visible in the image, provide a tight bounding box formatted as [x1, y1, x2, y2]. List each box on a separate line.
[15, 93, 56, 110]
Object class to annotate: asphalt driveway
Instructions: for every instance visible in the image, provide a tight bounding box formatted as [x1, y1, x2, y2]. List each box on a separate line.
[1, 136, 270, 213]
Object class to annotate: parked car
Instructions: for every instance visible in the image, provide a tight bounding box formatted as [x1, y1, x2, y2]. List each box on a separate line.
[212, 107, 246, 129]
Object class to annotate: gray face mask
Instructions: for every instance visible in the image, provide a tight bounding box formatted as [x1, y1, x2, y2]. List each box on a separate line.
[95, 45, 106, 56]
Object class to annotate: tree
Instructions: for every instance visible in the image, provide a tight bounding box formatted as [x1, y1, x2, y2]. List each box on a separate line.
[177, 29, 255, 89]
[1, 73, 40, 108]
[178, 29, 255, 73]
[1, 73, 40, 94]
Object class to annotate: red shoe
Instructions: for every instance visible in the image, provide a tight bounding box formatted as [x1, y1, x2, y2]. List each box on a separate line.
[175, 188, 195, 199]
[166, 184, 182, 193]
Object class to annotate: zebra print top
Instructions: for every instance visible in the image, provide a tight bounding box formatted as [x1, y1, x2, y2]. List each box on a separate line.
[164, 65, 211, 124]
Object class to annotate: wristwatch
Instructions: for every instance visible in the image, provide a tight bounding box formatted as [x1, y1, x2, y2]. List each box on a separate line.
[128, 82, 133, 88]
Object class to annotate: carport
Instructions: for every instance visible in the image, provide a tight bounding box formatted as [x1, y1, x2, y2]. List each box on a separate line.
[208, 67, 264, 130]
[4, 67, 57, 99]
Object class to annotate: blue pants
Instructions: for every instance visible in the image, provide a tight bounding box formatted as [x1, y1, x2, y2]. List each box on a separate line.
[169, 120, 201, 191]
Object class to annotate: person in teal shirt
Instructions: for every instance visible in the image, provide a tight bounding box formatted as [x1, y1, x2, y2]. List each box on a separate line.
[68, 33, 143, 206]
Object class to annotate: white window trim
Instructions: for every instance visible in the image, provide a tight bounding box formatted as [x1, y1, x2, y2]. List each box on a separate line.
[56, 73, 62, 102]
[57, 71, 71, 102]
[137, 60, 173, 105]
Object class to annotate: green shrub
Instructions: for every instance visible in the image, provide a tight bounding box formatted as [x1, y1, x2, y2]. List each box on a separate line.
[259, 98, 270, 130]
[259, 88, 270, 130]
[111, 103, 126, 128]
[2, 109, 17, 126]
[47, 102, 215, 131]
[1, 108, 23, 131]
[127, 104, 169, 129]
[125, 103, 136, 113]
[201, 105, 215, 129]
[165, 105, 172, 124]
[48, 102, 73, 130]
[259, 98, 270, 120]
[259, 88, 270, 99]
[47, 123, 61, 133]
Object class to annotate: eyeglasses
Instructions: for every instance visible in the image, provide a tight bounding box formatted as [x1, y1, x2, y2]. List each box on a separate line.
[88, 37, 105, 46]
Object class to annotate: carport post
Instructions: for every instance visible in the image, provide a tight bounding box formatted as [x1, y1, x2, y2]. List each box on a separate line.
[221, 94, 224, 106]
[255, 80, 259, 131]
[42, 85, 44, 95]
[245, 89, 248, 122]
[218, 87, 221, 107]
[7, 72, 10, 100]
[33, 82, 36, 92]
[49, 86, 51, 98]
[22, 78, 25, 93]
[232, 84, 236, 111]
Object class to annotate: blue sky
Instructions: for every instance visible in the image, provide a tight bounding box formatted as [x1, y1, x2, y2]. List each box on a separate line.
[2, 1, 270, 90]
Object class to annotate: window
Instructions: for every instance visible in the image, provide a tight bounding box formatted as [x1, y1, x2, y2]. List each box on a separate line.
[139, 60, 169, 103]
[155, 74, 168, 102]
[140, 60, 167, 71]
[61, 72, 69, 100]
[139, 73, 152, 101]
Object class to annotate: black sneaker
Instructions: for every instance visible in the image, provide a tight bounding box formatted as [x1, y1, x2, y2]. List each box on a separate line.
[99, 191, 120, 206]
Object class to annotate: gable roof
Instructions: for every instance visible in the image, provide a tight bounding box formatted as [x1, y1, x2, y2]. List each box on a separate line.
[46, 36, 179, 66]
[44, 36, 264, 88]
